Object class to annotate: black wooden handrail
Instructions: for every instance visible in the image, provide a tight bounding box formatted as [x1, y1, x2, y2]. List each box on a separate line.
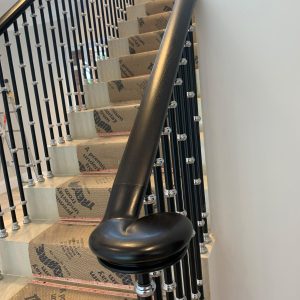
[89, 0, 196, 274]
[0, 0, 34, 35]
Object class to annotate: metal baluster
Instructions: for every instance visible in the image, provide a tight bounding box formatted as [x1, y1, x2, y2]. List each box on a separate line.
[45, 0, 73, 140]
[0, 57, 30, 225]
[13, 20, 44, 181]
[174, 60, 203, 299]
[120, 0, 128, 21]
[180, 43, 206, 299]
[0, 130, 19, 232]
[85, 0, 98, 79]
[186, 26, 211, 245]
[98, 0, 110, 57]
[22, 11, 53, 179]
[30, 6, 56, 148]
[0, 202, 7, 238]
[169, 97, 192, 300]
[90, 0, 101, 60]
[161, 120, 186, 300]
[53, 0, 74, 111]
[67, 0, 87, 106]
[116, 0, 125, 21]
[79, 0, 93, 80]
[153, 150, 176, 300]
[3, 31, 35, 186]
[103, 0, 112, 38]
[95, 0, 108, 58]
[73, 0, 88, 80]
[135, 273, 155, 300]
[61, 0, 81, 110]
[108, 0, 118, 38]
[38, 1, 65, 142]
[144, 182, 163, 300]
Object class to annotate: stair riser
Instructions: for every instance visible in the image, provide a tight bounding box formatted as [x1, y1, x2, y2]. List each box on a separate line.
[69, 105, 139, 140]
[98, 45, 198, 82]
[119, 12, 171, 38]
[127, 0, 174, 20]
[49, 139, 127, 176]
[85, 76, 148, 110]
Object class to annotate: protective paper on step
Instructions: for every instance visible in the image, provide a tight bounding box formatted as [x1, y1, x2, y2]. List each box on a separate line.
[107, 76, 149, 103]
[145, 0, 173, 16]
[128, 30, 165, 54]
[93, 104, 139, 135]
[76, 137, 128, 173]
[28, 223, 134, 286]
[138, 12, 171, 34]
[56, 175, 114, 219]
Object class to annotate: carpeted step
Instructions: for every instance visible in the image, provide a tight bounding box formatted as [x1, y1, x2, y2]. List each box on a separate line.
[56, 174, 114, 220]
[28, 223, 134, 285]
[69, 103, 139, 139]
[98, 45, 198, 82]
[127, 0, 174, 20]
[84, 75, 148, 109]
[10, 281, 135, 300]
[118, 11, 171, 37]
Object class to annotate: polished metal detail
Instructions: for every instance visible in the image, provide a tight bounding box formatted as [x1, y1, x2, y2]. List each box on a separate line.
[194, 178, 202, 185]
[12, 222, 20, 231]
[50, 139, 56, 146]
[23, 216, 31, 224]
[135, 280, 156, 298]
[162, 281, 177, 292]
[144, 194, 156, 205]
[198, 220, 205, 227]
[174, 78, 183, 86]
[202, 212, 209, 218]
[184, 41, 192, 48]
[164, 189, 177, 198]
[66, 135, 72, 141]
[200, 243, 208, 254]
[154, 158, 164, 167]
[168, 100, 178, 109]
[189, 25, 195, 32]
[150, 270, 162, 277]
[197, 279, 203, 286]
[162, 127, 172, 136]
[27, 179, 35, 187]
[37, 175, 45, 182]
[204, 233, 212, 244]
[177, 133, 187, 141]
[179, 58, 188, 66]
[178, 210, 187, 217]
[194, 116, 201, 122]
[47, 171, 54, 178]
[191, 291, 201, 299]
[58, 137, 65, 144]
[0, 229, 8, 238]
[187, 91, 195, 98]
[186, 157, 195, 164]
[176, 297, 187, 300]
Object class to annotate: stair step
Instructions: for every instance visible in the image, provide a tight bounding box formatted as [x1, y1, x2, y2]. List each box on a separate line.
[0, 275, 29, 300]
[11, 281, 135, 300]
[127, 0, 174, 20]
[118, 11, 171, 38]
[49, 136, 128, 176]
[28, 222, 135, 285]
[98, 45, 198, 82]
[84, 75, 148, 109]
[56, 174, 114, 220]
[69, 103, 139, 140]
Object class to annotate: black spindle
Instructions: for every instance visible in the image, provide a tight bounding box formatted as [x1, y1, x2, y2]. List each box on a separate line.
[0, 57, 30, 225]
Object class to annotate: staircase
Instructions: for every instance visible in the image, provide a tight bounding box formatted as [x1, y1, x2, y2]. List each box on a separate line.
[0, 0, 214, 299]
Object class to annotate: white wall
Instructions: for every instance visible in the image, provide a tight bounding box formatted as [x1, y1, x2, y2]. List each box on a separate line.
[195, 1, 300, 299]
[0, 1, 18, 17]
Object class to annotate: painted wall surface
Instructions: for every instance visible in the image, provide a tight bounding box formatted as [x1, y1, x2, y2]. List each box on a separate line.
[0, 1, 18, 17]
[195, 1, 300, 299]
